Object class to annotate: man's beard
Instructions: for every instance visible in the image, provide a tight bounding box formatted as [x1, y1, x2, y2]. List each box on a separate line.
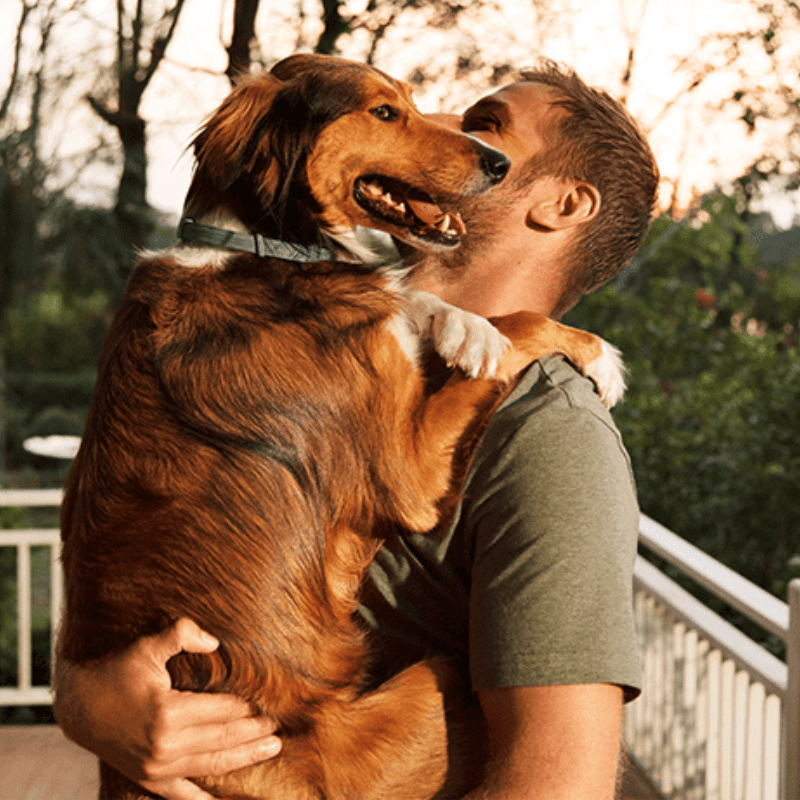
[432, 174, 531, 276]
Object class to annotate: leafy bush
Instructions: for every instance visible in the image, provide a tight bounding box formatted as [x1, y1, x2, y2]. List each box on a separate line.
[5, 288, 111, 373]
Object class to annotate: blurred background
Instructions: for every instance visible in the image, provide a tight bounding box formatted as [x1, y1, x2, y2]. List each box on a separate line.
[1, 0, 799, 689]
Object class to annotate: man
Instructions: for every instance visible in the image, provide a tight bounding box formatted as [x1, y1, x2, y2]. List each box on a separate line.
[54, 59, 659, 800]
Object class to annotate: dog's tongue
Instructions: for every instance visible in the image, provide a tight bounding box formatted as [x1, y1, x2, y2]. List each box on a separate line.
[406, 198, 466, 235]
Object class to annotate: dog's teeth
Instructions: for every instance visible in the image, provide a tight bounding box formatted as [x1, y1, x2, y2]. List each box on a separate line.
[396, 202, 406, 214]
[437, 215, 451, 232]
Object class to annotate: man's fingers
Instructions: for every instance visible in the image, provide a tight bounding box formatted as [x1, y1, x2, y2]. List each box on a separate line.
[155, 689, 258, 732]
[140, 777, 218, 800]
[171, 733, 282, 779]
[148, 618, 219, 664]
[150, 703, 279, 761]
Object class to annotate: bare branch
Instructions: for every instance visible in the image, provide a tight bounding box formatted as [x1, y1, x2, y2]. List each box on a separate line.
[1, 1, 35, 122]
[86, 93, 120, 127]
[116, 0, 125, 93]
[315, 0, 351, 55]
[140, 0, 188, 94]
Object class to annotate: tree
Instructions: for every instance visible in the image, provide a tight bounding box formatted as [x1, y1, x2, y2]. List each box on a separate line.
[225, 0, 262, 84]
[86, 0, 188, 256]
[0, 0, 63, 479]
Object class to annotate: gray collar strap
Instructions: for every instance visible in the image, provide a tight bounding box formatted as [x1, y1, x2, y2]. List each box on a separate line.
[178, 218, 335, 262]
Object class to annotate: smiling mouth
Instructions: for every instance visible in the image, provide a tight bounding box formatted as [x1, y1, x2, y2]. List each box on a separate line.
[354, 175, 466, 247]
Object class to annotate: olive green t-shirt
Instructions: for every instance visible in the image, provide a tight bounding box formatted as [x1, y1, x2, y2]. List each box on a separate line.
[358, 355, 642, 701]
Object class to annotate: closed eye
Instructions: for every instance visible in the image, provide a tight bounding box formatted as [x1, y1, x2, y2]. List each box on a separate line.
[461, 98, 507, 134]
[462, 112, 502, 133]
[370, 104, 401, 122]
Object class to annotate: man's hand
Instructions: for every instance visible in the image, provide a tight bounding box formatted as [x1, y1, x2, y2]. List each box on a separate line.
[53, 618, 282, 800]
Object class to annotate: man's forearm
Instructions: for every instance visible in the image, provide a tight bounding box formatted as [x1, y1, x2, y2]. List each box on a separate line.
[471, 684, 624, 800]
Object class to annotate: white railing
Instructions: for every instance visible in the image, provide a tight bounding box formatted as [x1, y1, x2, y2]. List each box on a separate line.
[629, 514, 800, 800]
[1, 493, 798, 799]
[0, 489, 63, 707]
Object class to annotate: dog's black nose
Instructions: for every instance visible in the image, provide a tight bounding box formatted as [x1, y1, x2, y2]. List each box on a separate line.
[480, 146, 510, 183]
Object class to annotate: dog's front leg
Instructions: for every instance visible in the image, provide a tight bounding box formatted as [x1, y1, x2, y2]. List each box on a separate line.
[402, 291, 625, 407]
[387, 305, 627, 533]
[398, 290, 512, 379]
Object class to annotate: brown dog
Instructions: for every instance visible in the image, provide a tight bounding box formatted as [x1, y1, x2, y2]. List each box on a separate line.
[59, 54, 624, 800]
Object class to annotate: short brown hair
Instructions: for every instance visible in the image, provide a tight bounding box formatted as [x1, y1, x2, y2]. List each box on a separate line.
[515, 60, 659, 315]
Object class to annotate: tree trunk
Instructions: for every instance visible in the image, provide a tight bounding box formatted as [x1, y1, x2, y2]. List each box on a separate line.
[87, 0, 189, 264]
[316, 0, 349, 54]
[114, 112, 149, 254]
[226, 0, 261, 84]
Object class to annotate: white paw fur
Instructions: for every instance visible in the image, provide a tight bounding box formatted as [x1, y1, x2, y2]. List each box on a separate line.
[585, 340, 626, 408]
[396, 290, 511, 379]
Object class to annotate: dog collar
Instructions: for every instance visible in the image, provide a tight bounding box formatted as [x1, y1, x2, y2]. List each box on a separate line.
[177, 218, 335, 263]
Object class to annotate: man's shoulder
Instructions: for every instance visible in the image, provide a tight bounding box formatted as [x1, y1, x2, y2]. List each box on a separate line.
[494, 355, 622, 443]
[462, 354, 635, 498]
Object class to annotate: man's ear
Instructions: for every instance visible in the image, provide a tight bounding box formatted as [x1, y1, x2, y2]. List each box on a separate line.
[527, 180, 601, 231]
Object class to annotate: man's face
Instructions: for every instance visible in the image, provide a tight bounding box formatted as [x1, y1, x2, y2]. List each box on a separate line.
[423, 83, 561, 260]
[460, 82, 562, 187]
[426, 83, 560, 189]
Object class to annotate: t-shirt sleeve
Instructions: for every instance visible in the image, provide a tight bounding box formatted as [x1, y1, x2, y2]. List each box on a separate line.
[466, 394, 642, 700]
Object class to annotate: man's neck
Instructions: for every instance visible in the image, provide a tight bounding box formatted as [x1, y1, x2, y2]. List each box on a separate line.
[406, 245, 563, 319]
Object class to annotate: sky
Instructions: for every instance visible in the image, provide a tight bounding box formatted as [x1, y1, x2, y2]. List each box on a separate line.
[2, 0, 799, 227]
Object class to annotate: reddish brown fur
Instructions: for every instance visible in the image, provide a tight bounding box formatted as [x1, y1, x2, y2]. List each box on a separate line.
[60, 54, 606, 800]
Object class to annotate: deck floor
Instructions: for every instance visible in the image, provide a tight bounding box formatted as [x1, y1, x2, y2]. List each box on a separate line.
[1, 725, 99, 799]
[1, 725, 662, 799]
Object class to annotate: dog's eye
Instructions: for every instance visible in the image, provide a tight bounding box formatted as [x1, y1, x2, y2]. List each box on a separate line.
[370, 105, 400, 122]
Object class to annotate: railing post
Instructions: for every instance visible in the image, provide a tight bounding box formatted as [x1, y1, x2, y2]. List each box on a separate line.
[786, 579, 800, 800]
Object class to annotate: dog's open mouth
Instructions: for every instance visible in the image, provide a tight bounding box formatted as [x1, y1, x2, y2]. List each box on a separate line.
[354, 175, 466, 246]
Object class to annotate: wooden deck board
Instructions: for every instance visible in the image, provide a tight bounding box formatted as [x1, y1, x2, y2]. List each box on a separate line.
[1, 725, 99, 800]
[0, 725, 661, 800]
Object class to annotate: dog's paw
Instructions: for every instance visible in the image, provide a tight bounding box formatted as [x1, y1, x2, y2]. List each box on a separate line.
[429, 305, 511, 379]
[585, 340, 626, 408]
[401, 290, 510, 378]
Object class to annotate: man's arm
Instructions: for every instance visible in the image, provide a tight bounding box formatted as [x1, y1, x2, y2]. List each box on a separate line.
[465, 683, 623, 800]
[53, 618, 282, 800]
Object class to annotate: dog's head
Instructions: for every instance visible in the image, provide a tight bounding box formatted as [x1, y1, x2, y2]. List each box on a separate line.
[184, 54, 510, 250]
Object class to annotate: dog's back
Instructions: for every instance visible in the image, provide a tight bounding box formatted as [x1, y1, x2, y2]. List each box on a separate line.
[61, 244, 498, 800]
[63, 251, 403, 687]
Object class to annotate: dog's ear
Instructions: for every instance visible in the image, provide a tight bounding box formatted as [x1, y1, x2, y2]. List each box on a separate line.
[186, 61, 362, 235]
[191, 74, 284, 196]
[269, 53, 328, 82]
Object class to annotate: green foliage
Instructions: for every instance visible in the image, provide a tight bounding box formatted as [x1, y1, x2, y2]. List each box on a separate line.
[0, 547, 17, 689]
[5, 288, 110, 372]
[565, 191, 800, 614]
[0, 504, 29, 692]
[1, 201, 127, 473]
[3, 287, 108, 469]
